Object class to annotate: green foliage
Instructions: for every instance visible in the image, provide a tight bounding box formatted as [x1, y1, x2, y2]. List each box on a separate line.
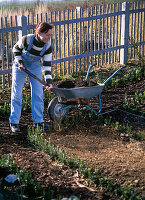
[0, 154, 16, 171]
[22, 94, 31, 112]
[43, 90, 55, 106]
[106, 65, 145, 89]
[133, 131, 145, 141]
[0, 102, 10, 116]
[0, 154, 63, 200]
[97, 113, 145, 141]
[122, 91, 145, 117]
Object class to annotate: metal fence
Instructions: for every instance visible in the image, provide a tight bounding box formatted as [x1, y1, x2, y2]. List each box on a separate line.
[0, 1, 145, 88]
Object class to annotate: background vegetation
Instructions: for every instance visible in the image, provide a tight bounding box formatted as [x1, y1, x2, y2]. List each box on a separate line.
[0, 0, 139, 17]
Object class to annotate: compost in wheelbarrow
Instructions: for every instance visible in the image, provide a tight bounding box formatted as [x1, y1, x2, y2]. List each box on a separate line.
[48, 65, 126, 121]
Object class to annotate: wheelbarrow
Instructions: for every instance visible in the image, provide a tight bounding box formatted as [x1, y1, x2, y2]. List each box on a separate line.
[21, 64, 126, 121]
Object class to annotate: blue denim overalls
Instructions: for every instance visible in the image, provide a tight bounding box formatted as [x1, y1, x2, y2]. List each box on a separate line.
[10, 35, 48, 124]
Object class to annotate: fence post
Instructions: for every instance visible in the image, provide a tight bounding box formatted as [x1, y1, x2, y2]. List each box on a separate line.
[120, 1, 130, 64]
[18, 15, 27, 39]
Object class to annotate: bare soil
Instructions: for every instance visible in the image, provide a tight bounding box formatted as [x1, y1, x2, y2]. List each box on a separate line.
[0, 76, 145, 199]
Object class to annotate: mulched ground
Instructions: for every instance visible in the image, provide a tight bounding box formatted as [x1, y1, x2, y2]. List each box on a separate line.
[0, 70, 145, 199]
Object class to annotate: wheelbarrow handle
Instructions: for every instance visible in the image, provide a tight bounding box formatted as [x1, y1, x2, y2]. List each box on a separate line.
[85, 63, 97, 81]
[20, 67, 48, 86]
[103, 65, 126, 85]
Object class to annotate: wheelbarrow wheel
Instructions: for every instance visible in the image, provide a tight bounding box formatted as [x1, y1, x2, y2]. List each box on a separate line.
[47, 97, 69, 121]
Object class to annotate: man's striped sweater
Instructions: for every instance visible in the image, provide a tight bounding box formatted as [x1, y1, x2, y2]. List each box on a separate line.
[13, 34, 52, 84]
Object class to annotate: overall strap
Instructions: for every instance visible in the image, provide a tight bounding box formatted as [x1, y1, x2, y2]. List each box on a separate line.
[40, 42, 49, 56]
[27, 35, 35, 52]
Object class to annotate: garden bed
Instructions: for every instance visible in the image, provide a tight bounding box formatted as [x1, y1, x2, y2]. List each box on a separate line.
[0, 67, 145, 199]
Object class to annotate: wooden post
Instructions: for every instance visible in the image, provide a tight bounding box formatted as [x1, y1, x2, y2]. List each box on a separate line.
[18, 15, 27, 39]
[120, 2, 130, 64]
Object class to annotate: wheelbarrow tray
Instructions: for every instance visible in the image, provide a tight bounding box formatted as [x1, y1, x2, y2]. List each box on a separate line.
[49, 64, 126, 120]
[51, 83, 104, 99]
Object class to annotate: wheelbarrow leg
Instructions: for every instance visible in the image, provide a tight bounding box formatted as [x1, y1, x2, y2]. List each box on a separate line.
[98, 95, 102, 113]
[84, 94, 102, 114]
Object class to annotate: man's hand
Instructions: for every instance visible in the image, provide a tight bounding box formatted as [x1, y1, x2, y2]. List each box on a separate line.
[46, 84, 53, 92]
[18, 64, 25, 71]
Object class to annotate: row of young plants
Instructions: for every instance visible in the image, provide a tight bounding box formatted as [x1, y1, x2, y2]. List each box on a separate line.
[0, 155, 64, 200]
[0, 88, 144, 143]
[98, 115, 145, 141]
[60, 110, 145, 141]
[27, 125, 145, 200]
[0, 154, 79, 200]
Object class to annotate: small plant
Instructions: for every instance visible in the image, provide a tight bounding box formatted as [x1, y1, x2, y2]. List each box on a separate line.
[118, 123, 131, 134]
[121, 91, 145, 116]
[104, 116, 112, 125]
[0, 102, 10, 116]
[133, 131, 145, 141]
[22, 94, 31, 111]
